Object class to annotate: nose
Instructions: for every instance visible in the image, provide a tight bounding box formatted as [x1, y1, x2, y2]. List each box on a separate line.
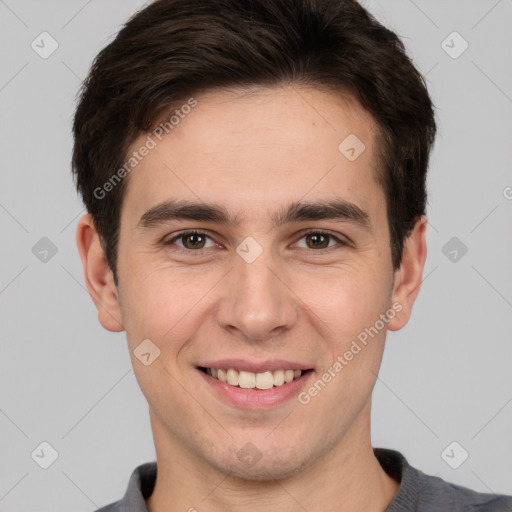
[215, 249, 298, 342]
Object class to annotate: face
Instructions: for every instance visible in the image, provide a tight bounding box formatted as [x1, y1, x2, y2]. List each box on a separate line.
[79, 85, 425, 480]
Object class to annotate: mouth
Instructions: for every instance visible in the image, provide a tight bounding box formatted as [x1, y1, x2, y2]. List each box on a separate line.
[196, 359, 315, 409]
[198, 366, 312, 390]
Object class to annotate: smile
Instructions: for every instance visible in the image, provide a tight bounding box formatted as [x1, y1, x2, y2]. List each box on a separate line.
[199, 367, 306, 389]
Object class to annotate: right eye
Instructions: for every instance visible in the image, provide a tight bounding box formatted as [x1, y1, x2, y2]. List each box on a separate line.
[163, 230, 219, 252]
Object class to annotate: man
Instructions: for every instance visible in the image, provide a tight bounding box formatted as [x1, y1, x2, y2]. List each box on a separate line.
[72, 0, 512, 510]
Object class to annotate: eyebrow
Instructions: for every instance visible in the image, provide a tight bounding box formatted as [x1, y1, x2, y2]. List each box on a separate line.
[137, 198, 371, 230]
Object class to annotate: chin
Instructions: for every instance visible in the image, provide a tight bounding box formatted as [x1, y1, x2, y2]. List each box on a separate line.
[209, 446, 311, 482]
[225, 462, 307, 482]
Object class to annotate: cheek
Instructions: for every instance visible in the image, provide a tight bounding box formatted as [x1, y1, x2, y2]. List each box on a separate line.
[118, 264, 220, 349]
[300, 273, 389, 411]
[291, 263, 391, 341]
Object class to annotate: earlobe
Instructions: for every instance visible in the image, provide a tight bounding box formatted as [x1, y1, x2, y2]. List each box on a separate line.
[387, 216, 427, 332]
[76, 214, 124, 332]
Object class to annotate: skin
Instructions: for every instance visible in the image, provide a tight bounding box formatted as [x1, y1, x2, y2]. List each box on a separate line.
[77, 85, 427, 511]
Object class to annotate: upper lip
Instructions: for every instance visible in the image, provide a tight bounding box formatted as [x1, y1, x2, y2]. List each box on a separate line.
[198, 359, 312, 373]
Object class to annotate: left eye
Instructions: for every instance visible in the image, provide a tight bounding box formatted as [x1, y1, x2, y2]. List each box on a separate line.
[294, 232, 342, 250]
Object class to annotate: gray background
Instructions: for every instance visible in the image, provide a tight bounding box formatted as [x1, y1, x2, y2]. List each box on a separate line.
[0, 0, 511, 510]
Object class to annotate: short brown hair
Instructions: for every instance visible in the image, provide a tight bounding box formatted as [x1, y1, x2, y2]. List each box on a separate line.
[72, 0, 436, 283]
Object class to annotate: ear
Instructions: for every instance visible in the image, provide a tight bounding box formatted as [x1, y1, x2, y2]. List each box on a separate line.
[387, 216, 427, 331]
[76, 214, 124, 332]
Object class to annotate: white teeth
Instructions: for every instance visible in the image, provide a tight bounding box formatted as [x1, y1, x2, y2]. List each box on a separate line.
[273, 370, 285, 386]
[227, 368, 239, 386]
[205, 367, 304, 389]
[256, 371, 274, 390]
[239, 371, 256, 389]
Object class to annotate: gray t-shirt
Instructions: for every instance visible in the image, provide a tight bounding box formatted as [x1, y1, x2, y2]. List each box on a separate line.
[95, 448, 512, 511]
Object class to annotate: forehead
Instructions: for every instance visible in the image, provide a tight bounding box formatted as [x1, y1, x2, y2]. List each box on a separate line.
[121, 85, 384, 226]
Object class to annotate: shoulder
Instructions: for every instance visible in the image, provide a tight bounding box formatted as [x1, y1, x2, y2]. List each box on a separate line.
[92, 462, 157, 512]
[94, 502, 122, 512]
[416, 471, 512, 512]
[375, 448, 512, 512]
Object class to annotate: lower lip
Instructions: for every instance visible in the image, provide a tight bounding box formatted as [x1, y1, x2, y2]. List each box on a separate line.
[197, 369, 313, 410]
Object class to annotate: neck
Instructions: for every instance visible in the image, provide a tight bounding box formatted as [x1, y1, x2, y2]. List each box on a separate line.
[146, 404, 399, 512]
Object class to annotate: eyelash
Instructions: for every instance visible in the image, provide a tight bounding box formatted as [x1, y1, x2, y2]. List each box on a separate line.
[163, 229, 348, 254]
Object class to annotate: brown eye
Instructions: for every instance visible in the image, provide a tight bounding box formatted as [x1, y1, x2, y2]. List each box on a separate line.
[165, 231, 216, 251]
[181, 232, 206, 249]
[304, 233, 330, 249]
[294, 231, 347, 251]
